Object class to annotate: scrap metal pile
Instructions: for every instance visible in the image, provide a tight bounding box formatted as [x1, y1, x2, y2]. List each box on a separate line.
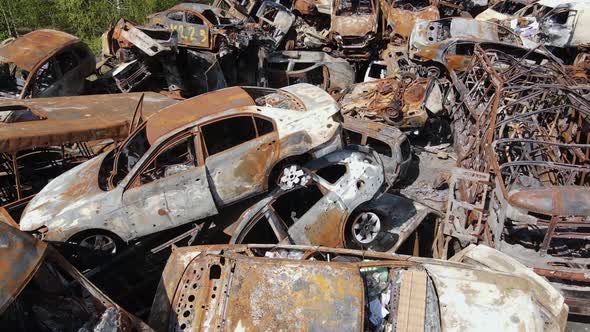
[2, 0, 590, 330]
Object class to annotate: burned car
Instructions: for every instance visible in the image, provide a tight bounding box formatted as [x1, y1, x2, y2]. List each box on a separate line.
[147, 2, 248, 51]
[256, 1, 296, 49]
[0, 92, 178, 222]
[331, 0, 379, 57]
[227, 147, 433, 252]
[504, 0, 590, 49]
[0, 30, 95, 99]
[409, 17, 539, 70]
[19, 84, 342, 256]
[339, 77, 447, 130]
[475, 0, 537, 22]
[342, 117, 412, 182]
[264, 50, 355, 94]
[379, 0, 440, 43]
[148, 244, 568, 331]
[0, 221, 149, 331]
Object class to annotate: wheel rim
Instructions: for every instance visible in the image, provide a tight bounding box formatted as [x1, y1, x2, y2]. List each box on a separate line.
[351, 212, 381, 244]
[79, 234, 117, 254]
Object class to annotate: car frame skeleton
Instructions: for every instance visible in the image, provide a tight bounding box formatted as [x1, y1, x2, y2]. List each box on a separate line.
[439, 43, 590, 315]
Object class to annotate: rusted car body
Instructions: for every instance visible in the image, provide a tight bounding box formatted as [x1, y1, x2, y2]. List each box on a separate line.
[0, 221, 150, 331]
[342, 117, 412, 181]
[255, 1, 296, 48]
[0, 92, 178, 222]
[148, 244, 567, 331]
[19, 84, 342, 254]
[504, 0, 590, 49]
[102, 18, 228, 97]
[475, 0, 537, 22]
[0, 30, 95, 99]
[380, 0, 440, 42]
[408, 17, 539, 70]
[339, 77, 445, 129]
[227, 147, 434, 252]
[330, 0, 379, 57]
[148, 3, 246, 51]
[443, 44, 590, 315]
[212, 0, 256, 21]
[265, 50, 355, 93]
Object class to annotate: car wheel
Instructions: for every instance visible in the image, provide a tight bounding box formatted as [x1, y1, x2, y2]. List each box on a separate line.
[345, 210, 399, 252]
[67, 230, 125, 269]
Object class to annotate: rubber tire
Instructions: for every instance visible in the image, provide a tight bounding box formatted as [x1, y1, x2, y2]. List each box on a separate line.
[67, 230, 126, 269]
[344, 209, 399, 252]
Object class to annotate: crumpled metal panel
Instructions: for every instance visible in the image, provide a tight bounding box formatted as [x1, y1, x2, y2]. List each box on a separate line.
[0, 221, 47, 314]
[154, 251, 363, 331]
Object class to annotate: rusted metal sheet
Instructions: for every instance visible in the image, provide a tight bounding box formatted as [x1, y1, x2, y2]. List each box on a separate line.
[0, 92, 179, 153]
[0, 30, 79, 72]
[0, 221, 47, 314]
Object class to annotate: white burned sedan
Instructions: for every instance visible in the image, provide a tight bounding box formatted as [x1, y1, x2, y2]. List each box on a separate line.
[20, 84, 342, 255]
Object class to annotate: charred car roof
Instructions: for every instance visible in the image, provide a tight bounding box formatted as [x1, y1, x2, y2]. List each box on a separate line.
[0, 29, 81, 72]
[0, 92, 179, 153]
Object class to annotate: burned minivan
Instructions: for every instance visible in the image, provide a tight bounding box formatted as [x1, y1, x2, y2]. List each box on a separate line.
[19, 84, 342, 257]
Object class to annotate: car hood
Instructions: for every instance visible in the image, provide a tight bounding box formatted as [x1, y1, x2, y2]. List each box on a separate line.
[20, 153, 108, 232]
[331, 15, 376, 36]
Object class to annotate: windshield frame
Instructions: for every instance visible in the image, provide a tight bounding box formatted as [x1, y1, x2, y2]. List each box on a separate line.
[106, 122, 151, 190]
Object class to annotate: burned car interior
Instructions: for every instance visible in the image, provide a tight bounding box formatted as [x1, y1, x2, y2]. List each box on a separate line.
[5, 0, 590, 330]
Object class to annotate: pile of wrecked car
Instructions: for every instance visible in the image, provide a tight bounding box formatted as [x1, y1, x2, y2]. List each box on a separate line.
[3, 0, 590, 330]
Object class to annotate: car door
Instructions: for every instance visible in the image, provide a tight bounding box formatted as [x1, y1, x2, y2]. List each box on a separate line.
[202, 114, 279, 206]
[122, 131, 218, 239]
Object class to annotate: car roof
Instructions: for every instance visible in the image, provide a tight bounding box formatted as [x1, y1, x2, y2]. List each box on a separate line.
[145, 87, 256, 144]
[0, 29, 80, 72]
[0, 92, 179, 153]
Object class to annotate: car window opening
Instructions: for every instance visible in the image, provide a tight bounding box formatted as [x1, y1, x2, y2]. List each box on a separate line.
[315, 164, 347, 184]
[272, 184, 324, 227]
[202, 116, 256, 155]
